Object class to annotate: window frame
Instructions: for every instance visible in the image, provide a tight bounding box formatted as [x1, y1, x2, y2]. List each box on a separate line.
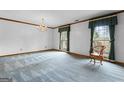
[59, 30, 70, 51]
[92, 25, 111, 58]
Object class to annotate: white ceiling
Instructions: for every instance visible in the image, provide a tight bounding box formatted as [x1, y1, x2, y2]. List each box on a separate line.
[0, 10, 117, 27]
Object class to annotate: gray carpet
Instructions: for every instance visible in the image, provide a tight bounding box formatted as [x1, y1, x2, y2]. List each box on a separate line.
[0, 51, 124, 82]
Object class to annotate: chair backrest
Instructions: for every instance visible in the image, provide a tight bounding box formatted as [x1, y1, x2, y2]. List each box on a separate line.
[93, 46, 106, 56]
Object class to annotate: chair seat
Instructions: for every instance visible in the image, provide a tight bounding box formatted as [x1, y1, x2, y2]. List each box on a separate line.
[90, 52, 99, 56]
[90, 46, 106, 65]
[90, 52, 103, 59]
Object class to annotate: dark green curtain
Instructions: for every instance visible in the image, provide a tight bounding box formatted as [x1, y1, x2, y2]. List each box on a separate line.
[89, 16, 118, 28]
[109, 25, 115, 60]
[88, 16, 118, 60]
[67, 29, 70, 51]
[58, 26, 70, 32]
[90, 27, 94, 54]
[59, 32, 62, 50]
[58, 25, 70, 51]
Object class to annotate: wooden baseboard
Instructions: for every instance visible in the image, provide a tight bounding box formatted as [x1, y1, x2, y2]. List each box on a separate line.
[68, 52, 90, 58]
[53, 49, 124, 66]
[52, 49, 90, 58]
[0, 49, 55, 57]
[1, 48, 124, 67]
[107, 60, 124, 66]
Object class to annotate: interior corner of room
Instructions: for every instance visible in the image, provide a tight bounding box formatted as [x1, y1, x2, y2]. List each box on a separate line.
[0, 10, 124, 82]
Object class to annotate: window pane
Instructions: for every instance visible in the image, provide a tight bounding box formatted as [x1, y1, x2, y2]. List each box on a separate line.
[61, 40, 67, 51]
[93, 25, 110, 58]
[61, 31, 67, 40]
[60, 31, 68, 51]
[93, 26, 110, 41]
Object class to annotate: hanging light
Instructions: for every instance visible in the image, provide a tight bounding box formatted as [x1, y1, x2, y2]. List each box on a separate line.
[39, 18, 47, 31]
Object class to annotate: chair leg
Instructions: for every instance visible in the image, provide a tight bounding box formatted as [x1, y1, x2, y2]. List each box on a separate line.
[100, 60, 103, 65]
[90, 58, 92, 62]
[94, 59, 96, 64]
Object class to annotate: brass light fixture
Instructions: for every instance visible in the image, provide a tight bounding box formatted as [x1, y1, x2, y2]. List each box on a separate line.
[39, 18, 47, 31]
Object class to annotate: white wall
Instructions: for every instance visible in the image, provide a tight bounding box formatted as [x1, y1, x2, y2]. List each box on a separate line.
[53, 13, 124, 62]
[53, 28, 59, 49]
[0, 20, 53, 56]
[70, 22, 90, 55]
[115, 13, 124, 62]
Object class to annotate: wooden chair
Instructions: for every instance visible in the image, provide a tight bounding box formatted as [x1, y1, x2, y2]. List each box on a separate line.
[90, 46, 106, 65]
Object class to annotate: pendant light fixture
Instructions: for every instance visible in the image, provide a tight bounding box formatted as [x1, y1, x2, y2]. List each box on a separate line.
[39, 18, 47, 31]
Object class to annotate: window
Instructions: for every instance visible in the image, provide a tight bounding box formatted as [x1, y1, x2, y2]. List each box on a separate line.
[89, 16, 117, 60]
[60, 31, 68, 51]
[59, 26, 70, 51]
[93, 25, 110, 58]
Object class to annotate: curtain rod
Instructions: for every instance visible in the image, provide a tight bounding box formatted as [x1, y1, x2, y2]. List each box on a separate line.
[89, 14, 117, 22]
[54, 10, 124, 29]
[0, 17, 54, 29]
[57, 25, 70, 28]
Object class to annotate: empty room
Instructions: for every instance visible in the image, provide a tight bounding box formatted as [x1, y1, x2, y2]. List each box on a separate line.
[0, 10, 124, 82]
